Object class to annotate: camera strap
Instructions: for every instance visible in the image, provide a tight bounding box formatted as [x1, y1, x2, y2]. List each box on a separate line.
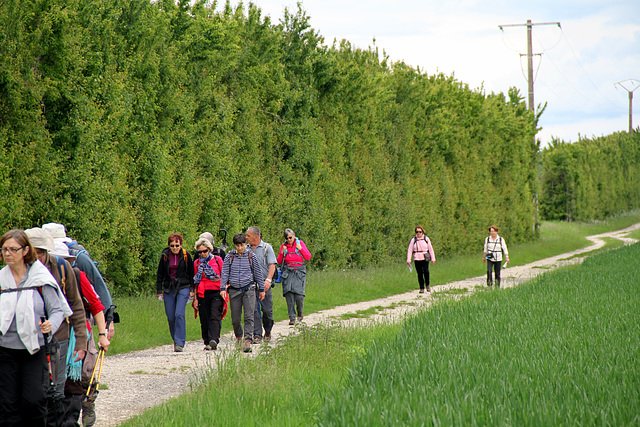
[486, 236, 502, 254]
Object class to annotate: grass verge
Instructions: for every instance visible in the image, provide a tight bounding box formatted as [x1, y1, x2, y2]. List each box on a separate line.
[109, 212, 640, 354]
[121, 242, 640, 426]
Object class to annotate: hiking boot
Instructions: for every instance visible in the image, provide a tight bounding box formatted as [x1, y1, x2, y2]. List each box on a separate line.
[174, 345, 184, 352]
[297, 314, 304, 322]
[204, 344, 211, 351]
[289, 319, 295, 326]
[419, 289, 425, 294]
[426, 286, 431, 292]
[264, 333, 271, 342]
[82, 401, 96, 426]
[253, 336, 262, 344]
[243, 339, 252, 353]
[209, 340, 218, 350]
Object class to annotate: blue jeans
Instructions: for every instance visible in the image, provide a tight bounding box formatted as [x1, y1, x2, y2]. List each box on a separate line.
[163, 287, 190, 347]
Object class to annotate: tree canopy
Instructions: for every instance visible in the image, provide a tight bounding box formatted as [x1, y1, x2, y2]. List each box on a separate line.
[0, 0, 540, 293]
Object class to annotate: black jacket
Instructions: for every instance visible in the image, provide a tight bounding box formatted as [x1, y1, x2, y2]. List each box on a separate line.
[156, 247, 195, 294]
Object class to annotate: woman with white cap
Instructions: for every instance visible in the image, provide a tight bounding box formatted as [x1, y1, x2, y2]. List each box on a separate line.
[49, 239, 111, 427]
[0, 229, 69, 426]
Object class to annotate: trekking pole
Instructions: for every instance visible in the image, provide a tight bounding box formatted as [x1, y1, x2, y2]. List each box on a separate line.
[85, 348, 105, 401]
[85, 306, 113, 399]
[41, 317, 56, 397]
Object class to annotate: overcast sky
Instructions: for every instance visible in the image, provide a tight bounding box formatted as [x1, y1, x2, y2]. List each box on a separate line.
[222, 0, 640, 147]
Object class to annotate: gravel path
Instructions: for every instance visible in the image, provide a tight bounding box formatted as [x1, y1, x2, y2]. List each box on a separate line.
[94, 223, 640, 426]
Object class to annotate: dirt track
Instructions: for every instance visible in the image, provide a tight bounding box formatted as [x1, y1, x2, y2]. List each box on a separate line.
[94, 223, 640, 426]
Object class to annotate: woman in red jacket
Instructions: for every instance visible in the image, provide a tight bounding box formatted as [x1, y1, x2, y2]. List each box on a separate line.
[277, 228, 312, 326]
[193, 238, 225, 350]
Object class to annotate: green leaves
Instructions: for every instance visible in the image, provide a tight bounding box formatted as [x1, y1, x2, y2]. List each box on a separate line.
[0, 0, 539, 292]
[541, 132, 640, 221]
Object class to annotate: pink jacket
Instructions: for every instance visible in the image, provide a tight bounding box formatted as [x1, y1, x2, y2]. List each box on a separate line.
[277, 239, 312, 267]
[407, 235, 436, 263]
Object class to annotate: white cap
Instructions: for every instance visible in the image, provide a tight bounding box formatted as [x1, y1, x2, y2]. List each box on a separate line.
[42, 223, 67, 239]
[25, 227, 55, 252]
[49, 239, 76, 260]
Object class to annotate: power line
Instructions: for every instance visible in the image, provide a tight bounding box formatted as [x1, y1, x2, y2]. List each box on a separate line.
[560, 29, 619, 107]
[498, 20, 561, 112]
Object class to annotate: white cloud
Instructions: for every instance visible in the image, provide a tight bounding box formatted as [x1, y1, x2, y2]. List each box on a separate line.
[229, 0, 640, 145]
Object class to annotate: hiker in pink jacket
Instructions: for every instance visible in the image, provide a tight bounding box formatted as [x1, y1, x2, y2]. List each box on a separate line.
[277, 228, 312, 325]
[406, 226, 436, 293]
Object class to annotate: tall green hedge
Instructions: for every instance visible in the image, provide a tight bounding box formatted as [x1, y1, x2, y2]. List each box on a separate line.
[540, 132, 640, 221]
[0, 0, 539, 294]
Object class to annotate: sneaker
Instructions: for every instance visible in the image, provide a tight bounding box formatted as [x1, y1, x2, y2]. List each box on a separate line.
[209, 340, 218, 350]
[419, 289, 425, 294]
[243, 339, 252, 353]
[82, 401, 96, 426]
[289, 319, 295, 326]
[264, 333, 271, 342]
[174, 345, 184, 352]
[253, 336, 262, 344]
[297, 314, 304, 322]
[426, 286, 431, 292]
[204, 344, 211, 351]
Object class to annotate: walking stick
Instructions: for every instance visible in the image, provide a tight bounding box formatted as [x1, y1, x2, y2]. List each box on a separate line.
[84, 348, 105, 402]
[41, 317, 56, 399]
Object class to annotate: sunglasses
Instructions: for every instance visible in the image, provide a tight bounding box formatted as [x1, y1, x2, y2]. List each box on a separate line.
[197, 249, 209, 254]
[170, 244, 181, 248]
[415, 230, 423, 234]
[286, 236, 294, 240]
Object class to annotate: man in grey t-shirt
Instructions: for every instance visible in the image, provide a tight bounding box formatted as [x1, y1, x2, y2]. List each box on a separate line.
[246, 226, 277, 342]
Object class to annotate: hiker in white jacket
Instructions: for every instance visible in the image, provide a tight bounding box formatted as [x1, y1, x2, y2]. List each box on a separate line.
[483, 225, 510, 287]
[0, 229, 70, 426]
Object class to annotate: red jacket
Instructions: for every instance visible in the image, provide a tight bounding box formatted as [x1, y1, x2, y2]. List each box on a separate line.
[193, 255, 223, 298]
[74, 268, 105, 317]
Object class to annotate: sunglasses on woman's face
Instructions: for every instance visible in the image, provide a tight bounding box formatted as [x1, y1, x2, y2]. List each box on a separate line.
[286, 236, 294, 241]
[415, 230, 423, 234]
[197, 249, 209, 254]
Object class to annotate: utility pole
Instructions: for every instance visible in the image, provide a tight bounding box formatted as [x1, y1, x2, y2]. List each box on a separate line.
[499, 20, 561, 112]
[615, 79, 640, 132]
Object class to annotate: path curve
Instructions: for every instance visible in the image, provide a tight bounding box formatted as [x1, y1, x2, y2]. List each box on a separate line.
[95, 223, 640, 426]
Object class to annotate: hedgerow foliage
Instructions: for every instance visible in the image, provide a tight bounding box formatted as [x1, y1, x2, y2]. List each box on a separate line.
[0, 0, 539, 293]
[540, 132, 640, 221]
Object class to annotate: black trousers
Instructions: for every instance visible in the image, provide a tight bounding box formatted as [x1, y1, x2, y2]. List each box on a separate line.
[487, 260, 502, 286]
[414, 260, 430, 290]
[198, 290, 224, 345]
[0, 345, 49, 427]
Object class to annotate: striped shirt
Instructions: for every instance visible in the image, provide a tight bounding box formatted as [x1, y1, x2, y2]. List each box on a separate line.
[220, 250, 265, 292]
